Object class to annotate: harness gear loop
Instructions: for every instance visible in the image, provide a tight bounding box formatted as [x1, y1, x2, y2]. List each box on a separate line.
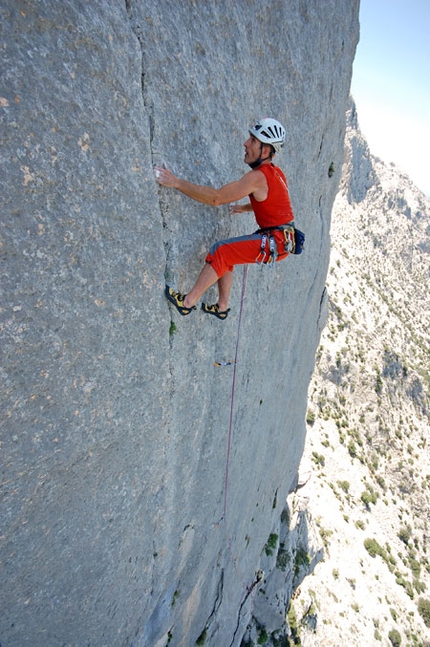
[255, 233, 268, 265]
[267, 234, 277, 267]
[283, 224, 296, 254]
[255, 230, 281, 267]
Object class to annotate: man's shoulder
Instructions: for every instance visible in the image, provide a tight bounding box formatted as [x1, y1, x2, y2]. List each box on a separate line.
[260, 162, 283, 173]
[242, 168, 267, 182]
[272, 164, 287, 182]
[258, 163, 286, 180]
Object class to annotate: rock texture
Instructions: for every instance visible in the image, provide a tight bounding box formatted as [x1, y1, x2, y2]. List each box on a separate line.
[0, 2, 359, 645]
[294, 102, 430, 646]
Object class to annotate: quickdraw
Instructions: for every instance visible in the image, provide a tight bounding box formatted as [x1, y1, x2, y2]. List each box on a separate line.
[255, 233, 267, 264]
[267, 234, 277, 266]
[255, 233, 277, 266]
[283, 224, 296, 254]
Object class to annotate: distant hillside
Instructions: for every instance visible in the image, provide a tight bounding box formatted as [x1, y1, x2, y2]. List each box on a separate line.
[293, 102, 430, 647]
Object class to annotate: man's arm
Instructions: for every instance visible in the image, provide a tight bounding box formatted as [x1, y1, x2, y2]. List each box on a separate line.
[154, 165, 266, 207]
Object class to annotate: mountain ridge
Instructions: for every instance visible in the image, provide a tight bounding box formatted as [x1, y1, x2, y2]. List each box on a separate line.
[293, 101, 430, 647]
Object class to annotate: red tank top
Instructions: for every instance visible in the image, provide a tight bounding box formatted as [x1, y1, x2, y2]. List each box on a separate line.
[249, 163, 294, 229]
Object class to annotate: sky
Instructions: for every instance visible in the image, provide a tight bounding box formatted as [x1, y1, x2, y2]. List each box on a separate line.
[351, 0, 430, 196]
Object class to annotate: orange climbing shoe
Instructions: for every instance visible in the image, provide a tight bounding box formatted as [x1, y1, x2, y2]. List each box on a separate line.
[165, 285, 196, 316]
[201, 302, 230, 320]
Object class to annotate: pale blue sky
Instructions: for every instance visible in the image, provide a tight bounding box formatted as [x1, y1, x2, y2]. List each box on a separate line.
[351, 0, 430, 196]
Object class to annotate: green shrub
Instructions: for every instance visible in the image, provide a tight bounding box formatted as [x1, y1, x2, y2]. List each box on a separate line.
[348, 440, 357, 458]
[196, 627, 207, 645]
[395, 575, 414, 599]
[337, 480, 350, 493]
[408, 556, 421, 578]
[264, 533, 278, 556]
[306, 409, 316, 426]
[361, 484, 378, 508]
[257, 628, 268, 645]
[388, 628, 401, 646]
[398, 525, 412, 545]
[375, 368, 383, 395]
[418, 597, 430, 627]
[413, 579, 426, 594]
[276, 548, 290, 572]
[294, 548, 310, 576]
[319, 526, 333, 551]
[364, 538, 384, 558]
[311, 452, 325, 467]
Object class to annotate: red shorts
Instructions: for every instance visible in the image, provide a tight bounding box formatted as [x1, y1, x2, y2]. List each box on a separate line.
[205, 230, 288, 278]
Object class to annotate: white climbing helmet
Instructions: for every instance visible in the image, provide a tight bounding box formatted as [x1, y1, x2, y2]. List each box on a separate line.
[249, 117, 286, 153]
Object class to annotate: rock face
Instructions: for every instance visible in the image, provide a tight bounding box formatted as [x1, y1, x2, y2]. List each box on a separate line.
[0, 2, 359, 645]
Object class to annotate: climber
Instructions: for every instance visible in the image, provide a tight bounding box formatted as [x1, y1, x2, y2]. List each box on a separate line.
[154, 117, 295, 319]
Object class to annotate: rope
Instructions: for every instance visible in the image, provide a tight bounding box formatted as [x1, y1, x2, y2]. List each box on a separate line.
[223, 264, 248, 521]
[215, 265, 264, 611]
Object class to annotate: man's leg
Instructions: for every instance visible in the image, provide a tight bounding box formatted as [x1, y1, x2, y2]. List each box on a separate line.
[183, 263, 218, 309]
[183, 233, 260, 310]
[217, 270, 233, 311]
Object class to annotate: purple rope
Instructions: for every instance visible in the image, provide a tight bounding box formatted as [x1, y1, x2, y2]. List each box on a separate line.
[220, 266, 263, 598]
[223, 265, 248, 520]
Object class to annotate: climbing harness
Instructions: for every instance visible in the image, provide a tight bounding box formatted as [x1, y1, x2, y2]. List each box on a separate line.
[255, 223, 305, 258]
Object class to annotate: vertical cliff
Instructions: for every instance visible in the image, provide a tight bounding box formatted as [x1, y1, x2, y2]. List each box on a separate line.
[0, 1, 359, 645]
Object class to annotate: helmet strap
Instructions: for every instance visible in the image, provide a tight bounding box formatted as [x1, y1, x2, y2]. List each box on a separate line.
[248, 143, 272, 169]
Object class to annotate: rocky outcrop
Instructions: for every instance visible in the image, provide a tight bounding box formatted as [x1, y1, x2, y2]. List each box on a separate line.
[0, 2, 359, 645]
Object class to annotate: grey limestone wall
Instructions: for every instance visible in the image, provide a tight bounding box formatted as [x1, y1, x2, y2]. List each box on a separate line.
[0, 1, 359, 645]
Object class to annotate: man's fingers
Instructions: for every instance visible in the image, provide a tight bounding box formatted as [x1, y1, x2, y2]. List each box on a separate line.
[154, 165, 171, 185]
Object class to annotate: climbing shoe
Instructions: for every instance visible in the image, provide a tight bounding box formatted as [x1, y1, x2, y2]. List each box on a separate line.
[201, 302, 230, 320]
[165, 285, 196, 316]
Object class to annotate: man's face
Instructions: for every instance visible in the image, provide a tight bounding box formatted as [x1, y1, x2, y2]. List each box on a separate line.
[243, 134, 263, 165]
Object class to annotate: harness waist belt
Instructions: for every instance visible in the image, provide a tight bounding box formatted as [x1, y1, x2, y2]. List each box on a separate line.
[255, 222, 294, 234]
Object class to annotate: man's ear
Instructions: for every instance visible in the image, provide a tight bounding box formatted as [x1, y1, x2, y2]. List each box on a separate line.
[262, 143, 274, 158]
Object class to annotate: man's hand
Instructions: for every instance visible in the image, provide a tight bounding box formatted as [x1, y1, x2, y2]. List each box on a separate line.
[154, 165, 177, 188]
[229, 203, 252, 214]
